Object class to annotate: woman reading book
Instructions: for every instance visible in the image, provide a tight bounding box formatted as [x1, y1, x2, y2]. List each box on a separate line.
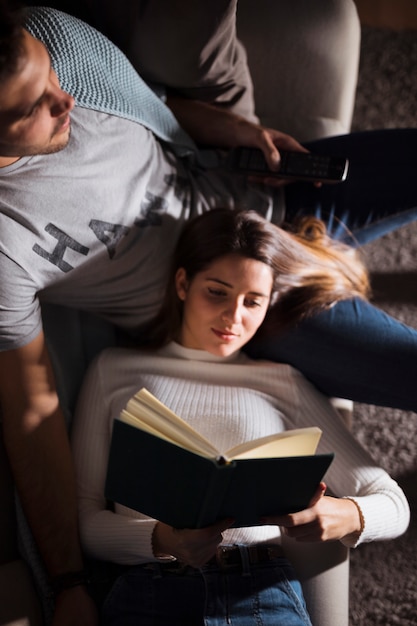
[71, 209, 409, 626]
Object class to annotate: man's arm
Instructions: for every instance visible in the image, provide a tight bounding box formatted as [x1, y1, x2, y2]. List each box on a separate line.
[0, 332, 97, 625]
[166, 94, 306, 169]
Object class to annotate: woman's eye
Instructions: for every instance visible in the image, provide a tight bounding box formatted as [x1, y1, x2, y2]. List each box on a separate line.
[208, 288, 226, 297]
[245, 299, 261, 308]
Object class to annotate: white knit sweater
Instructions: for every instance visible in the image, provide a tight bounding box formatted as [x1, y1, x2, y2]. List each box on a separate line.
[71, 342, 409, 565]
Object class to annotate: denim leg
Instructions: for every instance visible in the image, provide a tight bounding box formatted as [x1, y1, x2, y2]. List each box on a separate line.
[284, 128, 417, 246]
[101, 565, 206, 626]
[246, 297, 417, 411]
[202, 559, 312, 626]
[266, 129, 417, 411]
[102, 560, 312, 626]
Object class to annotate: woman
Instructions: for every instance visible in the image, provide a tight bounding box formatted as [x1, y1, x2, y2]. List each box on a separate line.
[71, 209, 409, 626]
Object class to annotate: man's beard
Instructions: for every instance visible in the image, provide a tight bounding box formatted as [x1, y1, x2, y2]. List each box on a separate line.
[39, 122, 71, 156]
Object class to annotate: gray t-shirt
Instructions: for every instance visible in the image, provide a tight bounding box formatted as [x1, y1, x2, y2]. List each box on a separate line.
[0, 107, 195, 348]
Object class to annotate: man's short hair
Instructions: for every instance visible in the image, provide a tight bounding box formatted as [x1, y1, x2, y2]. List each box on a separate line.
[0, 0, 26, 82]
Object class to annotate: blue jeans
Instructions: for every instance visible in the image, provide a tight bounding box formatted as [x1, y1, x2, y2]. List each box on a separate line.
[101, 554, 312, 626]
[247, 129, 417, 412]
[286, 128, 417, 246]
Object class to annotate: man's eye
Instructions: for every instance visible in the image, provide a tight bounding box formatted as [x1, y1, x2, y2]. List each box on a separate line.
[26, 102, 41, 118]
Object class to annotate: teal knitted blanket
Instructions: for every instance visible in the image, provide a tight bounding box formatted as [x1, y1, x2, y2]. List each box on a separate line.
[24, 6, 198, 158]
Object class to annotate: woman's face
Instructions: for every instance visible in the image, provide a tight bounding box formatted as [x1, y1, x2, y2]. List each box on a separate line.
[175, 253, 273, 357]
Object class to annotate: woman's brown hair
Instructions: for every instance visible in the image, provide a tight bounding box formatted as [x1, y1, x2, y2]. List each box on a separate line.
[147, 208, 369, 347]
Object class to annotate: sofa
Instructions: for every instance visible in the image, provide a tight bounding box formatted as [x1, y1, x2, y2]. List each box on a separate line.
[0, 2, 361, 624]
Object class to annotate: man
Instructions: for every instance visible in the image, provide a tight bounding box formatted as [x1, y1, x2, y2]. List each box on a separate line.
[1, 4, 417, 626]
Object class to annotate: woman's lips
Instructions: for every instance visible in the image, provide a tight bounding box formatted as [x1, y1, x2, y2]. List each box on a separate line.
[212, 328, 238, 341]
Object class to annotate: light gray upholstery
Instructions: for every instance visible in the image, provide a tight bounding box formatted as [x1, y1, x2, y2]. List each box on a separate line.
[238, 0, 360, 140]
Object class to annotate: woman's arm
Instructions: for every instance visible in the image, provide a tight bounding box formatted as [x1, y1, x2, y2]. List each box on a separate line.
[263, 481, 364, 547]
[72, 350, 235, 566]
[262, 368, 410, 547]
[71, 351, 159, 565]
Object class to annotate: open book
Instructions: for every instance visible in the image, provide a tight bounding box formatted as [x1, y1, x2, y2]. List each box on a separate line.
[105, 388, 334, 528]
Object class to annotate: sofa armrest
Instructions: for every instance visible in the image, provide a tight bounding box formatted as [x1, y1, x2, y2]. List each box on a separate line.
[237, 0, 361, 140]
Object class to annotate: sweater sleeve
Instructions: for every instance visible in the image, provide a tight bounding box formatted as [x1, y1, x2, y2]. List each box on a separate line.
[288, 370, 410, 547]
[71, 352, 161, 565]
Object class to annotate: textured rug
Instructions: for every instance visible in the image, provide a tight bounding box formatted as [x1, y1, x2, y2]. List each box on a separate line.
[349, 26, 417, 626]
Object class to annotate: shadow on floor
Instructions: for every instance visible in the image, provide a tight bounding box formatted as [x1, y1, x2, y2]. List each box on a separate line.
[370, 271, 417, 304]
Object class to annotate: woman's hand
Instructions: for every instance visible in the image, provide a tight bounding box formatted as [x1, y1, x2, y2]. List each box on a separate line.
[152, 518, 234, 568]
[262, 483, 363, 544]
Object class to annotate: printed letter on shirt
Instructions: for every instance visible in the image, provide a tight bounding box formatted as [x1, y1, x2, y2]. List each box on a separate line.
[33, 223, 89, 272]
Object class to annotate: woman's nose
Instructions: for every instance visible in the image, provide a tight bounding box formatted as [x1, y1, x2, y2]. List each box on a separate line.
[222, 301, 242, 324]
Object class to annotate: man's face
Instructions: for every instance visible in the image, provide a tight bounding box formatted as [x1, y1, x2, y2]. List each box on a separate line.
[0, 29, 75, 166]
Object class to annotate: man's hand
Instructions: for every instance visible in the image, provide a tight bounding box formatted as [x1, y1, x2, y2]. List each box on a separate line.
[241, 126, 310, 188]
[53, 586, 98, 626]
[166, 96, 305, 161]
[165, 95, 314, 187]
[262, 482, 363, 544]
[152, 518, 234, 568]
[240, 126, 307, 171]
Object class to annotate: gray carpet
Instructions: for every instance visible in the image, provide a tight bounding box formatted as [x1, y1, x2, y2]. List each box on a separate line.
[349, 26, 417, 626]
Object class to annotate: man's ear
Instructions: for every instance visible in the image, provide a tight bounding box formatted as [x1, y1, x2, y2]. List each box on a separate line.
[175, 267, 189, 301]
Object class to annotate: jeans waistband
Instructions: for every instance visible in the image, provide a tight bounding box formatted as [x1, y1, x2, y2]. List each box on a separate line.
[210, 543, 285, 570]
[144, 543, 285, 576]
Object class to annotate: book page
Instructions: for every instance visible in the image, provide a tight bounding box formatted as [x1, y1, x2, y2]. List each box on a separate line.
[120, 388, 220, 458]
[121, 388, 322, 462]
[226, 427, 322, 460]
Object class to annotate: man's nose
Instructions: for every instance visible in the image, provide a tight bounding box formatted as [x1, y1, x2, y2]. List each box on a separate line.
[51, 90, 75, 117]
